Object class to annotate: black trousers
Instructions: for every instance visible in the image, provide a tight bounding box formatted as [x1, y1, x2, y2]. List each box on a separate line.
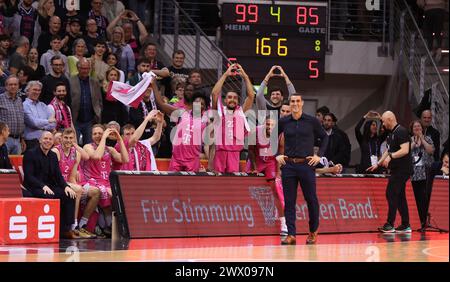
[281, 162, 319, 235]
[31, 187, 75, 232]
[386, 173, 410, 226]
[411, 180, 428, 227]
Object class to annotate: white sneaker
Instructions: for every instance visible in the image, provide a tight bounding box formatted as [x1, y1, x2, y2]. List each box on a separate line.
[280, 224, 288, 236]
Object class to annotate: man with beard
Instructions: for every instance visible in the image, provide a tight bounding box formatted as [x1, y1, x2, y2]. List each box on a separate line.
[248, 117, 287, 235]
[48, 82, 74, 132]
[23, 131, 78, 239]
[41, 56, 71, 106]
[51, 127, 98, 238]
[212, 64, 255, 173]
[256, 66, 296, 117]
[153, 81, 210, 172]
[127, 58, 151, 86]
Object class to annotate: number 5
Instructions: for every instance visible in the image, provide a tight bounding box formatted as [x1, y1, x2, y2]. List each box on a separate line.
[309, 60, 319, 78]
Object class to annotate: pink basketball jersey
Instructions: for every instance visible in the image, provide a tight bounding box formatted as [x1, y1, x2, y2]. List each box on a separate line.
[56, 144, 77, 182]
[83, 142, 112, 185]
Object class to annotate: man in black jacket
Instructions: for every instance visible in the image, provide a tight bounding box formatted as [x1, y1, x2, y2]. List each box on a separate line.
[322, 113, 351, 167]
[40, 56, 71, 106]
[22, 131, 78, 239]
[0, 122, 12, 169]
[420, 110, 440, 161]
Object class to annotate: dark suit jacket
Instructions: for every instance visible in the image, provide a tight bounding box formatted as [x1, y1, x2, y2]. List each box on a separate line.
[324, 127, 352, 166]
[22, 146, 68, 191]
[425, 126, 441, 161]
[69, 75, 102, 124]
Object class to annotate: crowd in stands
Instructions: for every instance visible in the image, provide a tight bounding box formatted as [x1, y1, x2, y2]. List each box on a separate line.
[0, 0, 448, 239]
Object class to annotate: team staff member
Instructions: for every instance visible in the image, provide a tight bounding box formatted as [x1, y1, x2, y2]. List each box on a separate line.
[276, 93, 328, 245]
[22, 131, 78, 239]
[367, 111, 412, 233]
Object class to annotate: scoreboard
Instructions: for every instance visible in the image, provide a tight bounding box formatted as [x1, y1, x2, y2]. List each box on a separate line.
[220, 0, 328, 80]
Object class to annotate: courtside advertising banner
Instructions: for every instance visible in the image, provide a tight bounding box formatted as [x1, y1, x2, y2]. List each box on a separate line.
[110, 172, 449, 238]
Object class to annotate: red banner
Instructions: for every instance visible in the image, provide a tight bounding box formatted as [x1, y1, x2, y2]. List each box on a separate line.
[0, 198, 60, 244]
[112, 173, 449, 238]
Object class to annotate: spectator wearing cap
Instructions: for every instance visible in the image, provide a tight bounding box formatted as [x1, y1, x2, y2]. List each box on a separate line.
[63, 17, 83, 56]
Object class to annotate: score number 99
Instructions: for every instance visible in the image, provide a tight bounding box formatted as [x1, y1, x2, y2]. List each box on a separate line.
[235, 4, 319, 25]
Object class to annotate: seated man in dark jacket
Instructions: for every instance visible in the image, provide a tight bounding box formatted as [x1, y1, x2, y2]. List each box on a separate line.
[22, 131, 78, 239]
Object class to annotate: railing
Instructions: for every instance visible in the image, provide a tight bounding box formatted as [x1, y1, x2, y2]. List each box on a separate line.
[391, 0, 449, 149]
[153, 0, 242, 93]
[328, 0, 389, 44]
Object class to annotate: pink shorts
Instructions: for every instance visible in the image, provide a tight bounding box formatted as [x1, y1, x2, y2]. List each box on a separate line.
[86, 178, 111, 208]
[214, 150, 240, 173]
[169, 157, 200, 172]
[246, 159, 277, 180]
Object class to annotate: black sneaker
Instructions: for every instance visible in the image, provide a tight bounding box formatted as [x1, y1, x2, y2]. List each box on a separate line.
[378, 223, 395, 233]
[395, 224, 412, 233]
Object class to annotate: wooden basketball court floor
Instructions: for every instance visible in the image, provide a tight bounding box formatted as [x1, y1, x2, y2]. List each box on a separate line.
[0, 232, 447, 262]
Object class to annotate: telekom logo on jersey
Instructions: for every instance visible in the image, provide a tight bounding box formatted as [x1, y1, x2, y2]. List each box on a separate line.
[0, 199, 60, 244]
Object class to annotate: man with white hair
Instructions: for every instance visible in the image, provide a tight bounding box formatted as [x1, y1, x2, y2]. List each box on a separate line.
[368, 111, 412, 233]
[23, 81, 56, 151]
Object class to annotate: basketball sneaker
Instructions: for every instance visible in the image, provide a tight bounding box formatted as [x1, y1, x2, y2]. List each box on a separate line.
[280, 217, 288, 236]
[306, 231, 318, 244]
[395, 224, 412, 233]
[378, 223, 395, 233]
[77, 226, 97, 239]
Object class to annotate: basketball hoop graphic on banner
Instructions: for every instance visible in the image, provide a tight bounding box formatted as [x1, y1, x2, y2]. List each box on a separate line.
[249, 186, 277, 226]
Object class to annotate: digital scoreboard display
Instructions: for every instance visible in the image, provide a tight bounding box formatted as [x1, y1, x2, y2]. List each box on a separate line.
[220, 0, 327, 80]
